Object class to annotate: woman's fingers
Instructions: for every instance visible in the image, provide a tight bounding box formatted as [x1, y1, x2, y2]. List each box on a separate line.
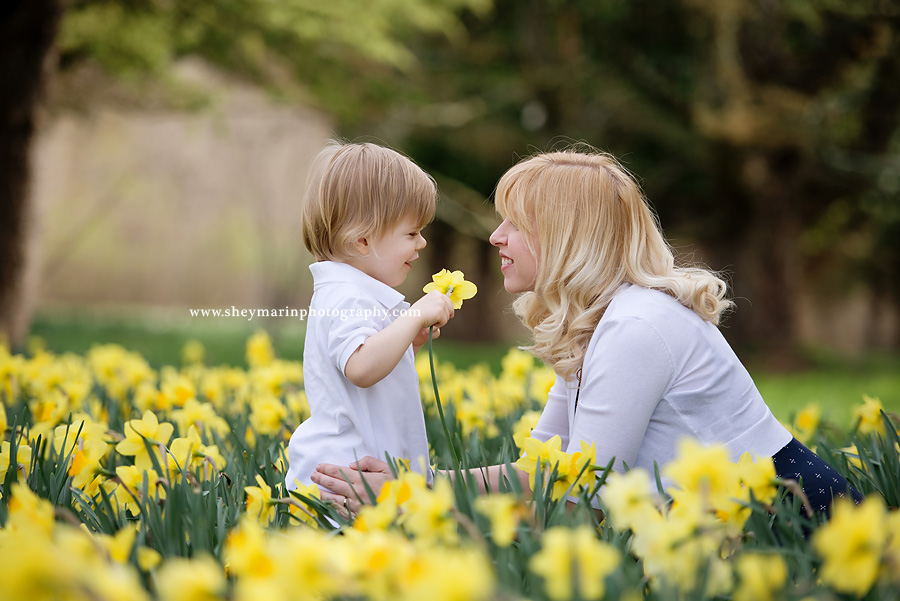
[349, 456, 391, 473]
[318, 490, 356, 520]
[312, 458, 394, 505]
[310, 465, 359, 497]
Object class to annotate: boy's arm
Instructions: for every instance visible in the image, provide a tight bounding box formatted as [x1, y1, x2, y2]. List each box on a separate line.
[344, 314, 425, 388]
[344, 291, 453, 388]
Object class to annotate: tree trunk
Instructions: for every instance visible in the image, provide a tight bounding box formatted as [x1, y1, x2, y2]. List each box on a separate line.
[0, 0, 62, 349]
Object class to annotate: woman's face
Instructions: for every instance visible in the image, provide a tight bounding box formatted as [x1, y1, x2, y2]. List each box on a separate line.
[489, 217, 538, 293]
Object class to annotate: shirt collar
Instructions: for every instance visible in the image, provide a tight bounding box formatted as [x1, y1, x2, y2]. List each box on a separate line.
[309, 261, 406, 309]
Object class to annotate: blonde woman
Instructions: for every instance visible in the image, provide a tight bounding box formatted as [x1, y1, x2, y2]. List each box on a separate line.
[312, 147, 862, 516]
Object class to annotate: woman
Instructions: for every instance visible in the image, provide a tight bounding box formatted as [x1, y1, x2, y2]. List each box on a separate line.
[311, 147, 862, 516]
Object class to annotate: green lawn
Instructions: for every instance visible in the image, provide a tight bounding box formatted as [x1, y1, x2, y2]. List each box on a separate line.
[26, 308, 900, 428]
[752, 354, 900, 426]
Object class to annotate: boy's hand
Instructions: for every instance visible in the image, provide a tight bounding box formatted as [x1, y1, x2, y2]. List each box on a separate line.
[411, 291, 454, 329]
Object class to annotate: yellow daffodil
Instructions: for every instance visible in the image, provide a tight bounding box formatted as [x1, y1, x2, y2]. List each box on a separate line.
[245, 474, 277, 525]
[512, 410, 542, 452]
[529, 366, 557, 405]
[399, 477, 458, 544]
[170, 398, 230, 438]
[736, 452, 778, 505]
[734, 553, 787, 601]
[116, 464, 166, 514]
[474, 493, 524, 547]
[516, 435, 597, 500]
[0, 440, 32, 482]
[813, 496, 888, 597]
[5, 483, 55, 536]
[182, 339, 206, 365]
[529, 526, 621, 601]
[156, 555, 227, 601]
[423, 269, 477, 309]
[500, 348, 536, 383]
[289, 480, 322, 527]
[854, 394, 886, 436]
[97, 525, 138, 564]
[248, 392, 288, 437]
[665, 438, 741, 515]
[631, 501, 725, 594]
[225, 516, 274, 580]
[116, 410, 174, 472]
[138, 547, 163, 572]
[246, 330, 275, 368]
[792, 403, 821, 444]
[601, 469, 663, 532]
[401, 544, 496, 601]
[516, 435, 566, 497]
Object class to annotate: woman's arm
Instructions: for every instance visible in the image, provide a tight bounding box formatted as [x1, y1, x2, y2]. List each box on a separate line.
[570, 316, 673, 472]
[443, 463, 531, 494]
[311, 458, 531, 511]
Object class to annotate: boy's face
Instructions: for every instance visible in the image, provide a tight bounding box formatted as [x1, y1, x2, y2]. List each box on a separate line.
[352, 217, 427, 287]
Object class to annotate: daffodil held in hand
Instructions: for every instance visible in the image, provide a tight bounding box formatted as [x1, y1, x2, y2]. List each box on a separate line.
[423, 269, 477, 310]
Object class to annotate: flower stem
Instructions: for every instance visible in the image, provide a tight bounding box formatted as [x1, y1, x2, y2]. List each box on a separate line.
[429, 326, 460, 471]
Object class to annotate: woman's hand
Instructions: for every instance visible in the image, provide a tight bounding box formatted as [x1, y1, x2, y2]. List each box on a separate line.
[412, 326, 439, 354]
[310, 456, 394, 518]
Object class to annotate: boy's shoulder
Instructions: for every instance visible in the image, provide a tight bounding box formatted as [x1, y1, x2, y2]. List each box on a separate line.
[310, 260, 405, 310]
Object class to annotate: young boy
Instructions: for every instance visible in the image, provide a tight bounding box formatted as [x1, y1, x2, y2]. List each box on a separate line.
[285, 141, 454, 492]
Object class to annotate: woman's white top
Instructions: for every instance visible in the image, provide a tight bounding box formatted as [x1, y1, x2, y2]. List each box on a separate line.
[531, 283, 791, 490]
[285, 261, 430, 489]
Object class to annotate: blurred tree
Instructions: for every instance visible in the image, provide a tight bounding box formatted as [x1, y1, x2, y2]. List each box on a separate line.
[352, 0, 900, 354]
[0, 0, 489, 347]
[0, 0, 64, 348]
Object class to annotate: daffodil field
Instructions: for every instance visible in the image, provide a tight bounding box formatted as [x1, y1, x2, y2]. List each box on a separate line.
[1, 332, 899, 601]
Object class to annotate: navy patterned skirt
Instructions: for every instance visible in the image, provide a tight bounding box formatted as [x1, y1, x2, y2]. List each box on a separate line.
[771, 437, 863, 515]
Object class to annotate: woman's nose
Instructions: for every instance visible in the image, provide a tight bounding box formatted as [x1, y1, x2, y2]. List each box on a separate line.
[489, 225, 504, 246]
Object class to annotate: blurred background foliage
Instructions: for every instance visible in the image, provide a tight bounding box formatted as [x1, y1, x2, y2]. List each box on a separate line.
[2, 0, 899, 368]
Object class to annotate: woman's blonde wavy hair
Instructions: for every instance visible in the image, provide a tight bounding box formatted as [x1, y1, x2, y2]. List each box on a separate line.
[495, 147, 733, 380]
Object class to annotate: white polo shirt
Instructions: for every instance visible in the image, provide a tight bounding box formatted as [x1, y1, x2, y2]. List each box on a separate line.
[531, 283, 792, 492]
[286, 261, 430, 489]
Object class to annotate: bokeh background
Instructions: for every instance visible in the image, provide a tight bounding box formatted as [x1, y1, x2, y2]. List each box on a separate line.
[2, 0, 899, 384]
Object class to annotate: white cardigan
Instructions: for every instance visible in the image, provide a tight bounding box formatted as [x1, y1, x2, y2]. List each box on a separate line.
[531, 284, 792, 490]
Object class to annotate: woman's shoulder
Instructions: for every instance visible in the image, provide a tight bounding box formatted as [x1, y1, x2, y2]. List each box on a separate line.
[597, 284, 710, 344]
[605, 284, 692, 320]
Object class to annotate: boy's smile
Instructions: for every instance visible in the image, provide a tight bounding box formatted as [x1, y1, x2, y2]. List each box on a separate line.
[350, 217, 427, 287]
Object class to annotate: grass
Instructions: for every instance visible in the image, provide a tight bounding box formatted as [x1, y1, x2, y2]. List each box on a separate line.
[26, 308, 900, 425]
[752, 353, 900, 425]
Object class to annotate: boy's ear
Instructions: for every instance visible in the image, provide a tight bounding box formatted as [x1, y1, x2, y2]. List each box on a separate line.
[354, 237, 371, 256]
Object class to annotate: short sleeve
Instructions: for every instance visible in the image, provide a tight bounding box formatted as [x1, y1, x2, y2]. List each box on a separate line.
[531, 374, 570, 449]
[320, 292, 383, 374]
[569, 316, 674, 473]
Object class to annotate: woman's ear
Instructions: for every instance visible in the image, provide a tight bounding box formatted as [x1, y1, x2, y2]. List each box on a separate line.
[354, 237, 371, 256]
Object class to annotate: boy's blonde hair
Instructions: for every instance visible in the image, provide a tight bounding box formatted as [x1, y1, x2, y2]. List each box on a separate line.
[302, 141, 436, 261]
[495, 147, 733, 380]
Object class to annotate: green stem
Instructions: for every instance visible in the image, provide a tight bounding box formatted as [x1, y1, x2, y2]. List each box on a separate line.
[429, 326, 460, 471]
